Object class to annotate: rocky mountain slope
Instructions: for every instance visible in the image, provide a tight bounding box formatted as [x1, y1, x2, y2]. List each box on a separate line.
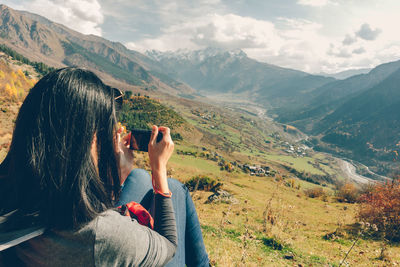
[0, 4, 193, 95]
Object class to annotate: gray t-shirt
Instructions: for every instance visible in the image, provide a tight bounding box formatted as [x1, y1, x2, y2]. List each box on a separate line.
[8, 195, 177, 267]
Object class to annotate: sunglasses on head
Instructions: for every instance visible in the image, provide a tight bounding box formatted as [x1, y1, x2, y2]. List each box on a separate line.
[112, 87, 124, 106]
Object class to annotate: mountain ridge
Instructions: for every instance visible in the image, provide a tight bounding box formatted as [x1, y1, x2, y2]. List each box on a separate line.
[320, 67, 400, 150]
[317, 68, 371, 80]
[276, 58, 400, 132]
[0, 4, 194, 96]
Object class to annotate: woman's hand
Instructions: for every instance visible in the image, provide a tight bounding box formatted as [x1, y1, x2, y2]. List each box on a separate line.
[148, 125, 174, 193]
[115, 127, 135, 185]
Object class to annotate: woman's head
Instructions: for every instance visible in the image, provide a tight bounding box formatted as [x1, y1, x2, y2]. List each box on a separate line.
[0, 67, 121, 228]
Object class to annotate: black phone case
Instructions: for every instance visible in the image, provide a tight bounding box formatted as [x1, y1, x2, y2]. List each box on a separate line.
[129, 129, 163, 152]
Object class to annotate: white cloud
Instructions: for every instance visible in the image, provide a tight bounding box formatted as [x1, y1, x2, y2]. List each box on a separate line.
[127, 14, 333, 73]
[128, 14, 284, 53]
[123, 0, 400, 73]
[9, 0, 104, 36]
[297, 0, 333, 7]
[8, 0, 400, 73]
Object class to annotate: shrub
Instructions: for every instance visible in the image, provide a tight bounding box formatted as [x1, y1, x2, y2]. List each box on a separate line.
[284, 178, 296, 188]
[262, 237, 284, 250]
[358, 180, 400, 242]
[184, 175, 223, 192]
[336, 183, 359, 203]
[304, 187, 325, 198]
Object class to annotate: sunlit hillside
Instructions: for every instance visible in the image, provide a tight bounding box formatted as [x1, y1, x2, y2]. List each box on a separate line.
[0, 50, 42, 160]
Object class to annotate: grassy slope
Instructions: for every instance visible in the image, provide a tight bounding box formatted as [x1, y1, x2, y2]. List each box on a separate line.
[169, 155, 400, 266]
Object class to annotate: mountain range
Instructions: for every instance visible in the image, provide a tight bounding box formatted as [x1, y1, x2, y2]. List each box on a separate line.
[1, 4, 400, 174]
[146, 48, 335, 108]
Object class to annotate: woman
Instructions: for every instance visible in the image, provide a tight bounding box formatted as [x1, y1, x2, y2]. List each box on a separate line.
[0, 68, 177, 266]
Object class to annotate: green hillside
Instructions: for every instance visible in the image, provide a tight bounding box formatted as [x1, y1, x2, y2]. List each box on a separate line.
[276, 59, 400, 133]
[118, 95, 186, 140]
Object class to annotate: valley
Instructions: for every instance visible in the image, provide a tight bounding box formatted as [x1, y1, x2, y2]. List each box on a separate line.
[195, 91, 380, 186]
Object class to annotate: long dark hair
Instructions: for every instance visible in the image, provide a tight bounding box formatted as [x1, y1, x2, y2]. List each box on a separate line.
[0, 68, 121, 229]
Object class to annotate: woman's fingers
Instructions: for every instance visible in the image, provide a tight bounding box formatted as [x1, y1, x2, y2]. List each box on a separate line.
[158, 126, 170, 135]
[158, 126, 173, 143]
[117, 126, 124, 134]
[150, 125, 159, 145]
[123, 132, 131, 147]
[115, 131, 122, 153]
[150, 126, 174, 148]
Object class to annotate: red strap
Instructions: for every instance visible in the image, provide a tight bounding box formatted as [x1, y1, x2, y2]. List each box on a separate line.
[118, 201, 154, 229]
[151, 177, 172, 198]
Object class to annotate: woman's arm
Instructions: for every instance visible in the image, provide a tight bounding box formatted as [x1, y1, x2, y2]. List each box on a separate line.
[148, 125, 177, 257]
[148, 126, 174, 195]
[106, 125, 177, 266]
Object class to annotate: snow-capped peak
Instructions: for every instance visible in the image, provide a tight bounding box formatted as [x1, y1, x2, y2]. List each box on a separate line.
[145, 47, 247, 63]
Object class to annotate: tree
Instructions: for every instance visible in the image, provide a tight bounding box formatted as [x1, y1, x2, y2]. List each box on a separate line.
[125, 90, 132, 99]
[5, 83, 17, 98]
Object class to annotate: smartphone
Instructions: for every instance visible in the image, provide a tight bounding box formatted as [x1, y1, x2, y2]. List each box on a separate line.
[129, 129, 163, 152]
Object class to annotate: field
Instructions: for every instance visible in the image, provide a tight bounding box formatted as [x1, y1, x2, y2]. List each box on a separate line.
[263, 154, 326, 175]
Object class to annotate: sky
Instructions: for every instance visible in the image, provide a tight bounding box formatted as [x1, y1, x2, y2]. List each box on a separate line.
[3, 0, 400, 74]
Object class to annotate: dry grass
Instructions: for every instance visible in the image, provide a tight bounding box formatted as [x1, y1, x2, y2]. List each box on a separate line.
[187, 168, 400, 266]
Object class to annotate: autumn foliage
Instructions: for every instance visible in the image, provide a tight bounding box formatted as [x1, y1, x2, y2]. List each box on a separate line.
[304, 187, 326, 198]
[358, 180, 400, 242]
[336, 183, 359, 203]
[0, 63, 36, 101]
